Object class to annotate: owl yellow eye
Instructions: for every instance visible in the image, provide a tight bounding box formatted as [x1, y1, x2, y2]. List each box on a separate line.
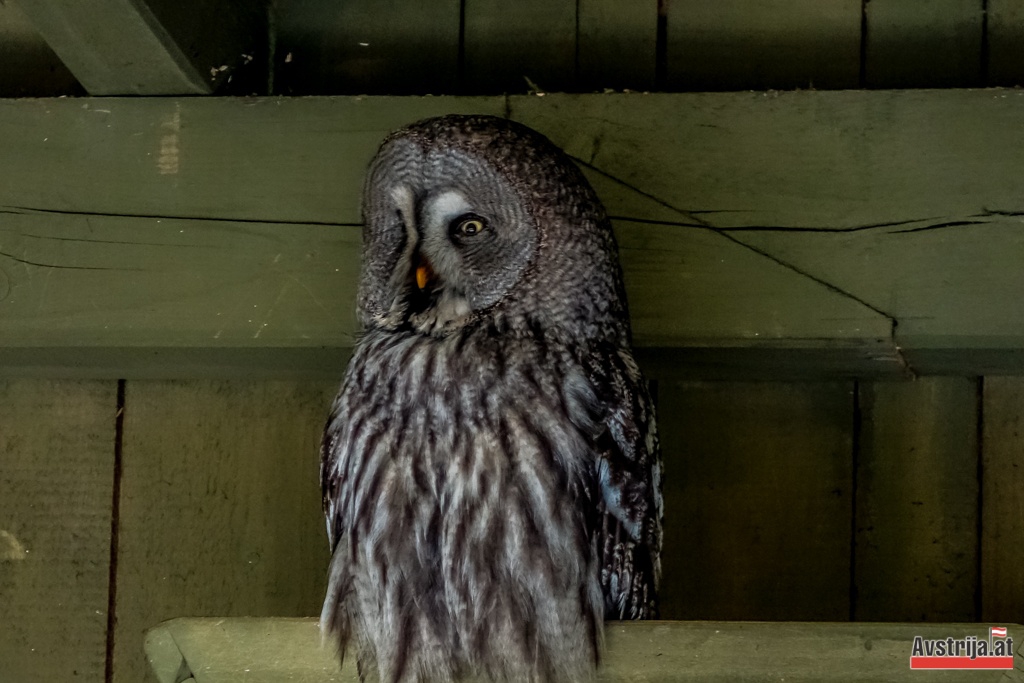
[451, 215, 486, 238]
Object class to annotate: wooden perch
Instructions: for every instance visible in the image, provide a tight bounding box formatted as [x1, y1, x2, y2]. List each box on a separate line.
[144, 618, 1024, 682]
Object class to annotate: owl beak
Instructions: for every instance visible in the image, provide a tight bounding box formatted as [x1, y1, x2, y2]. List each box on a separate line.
[415, 259, 435, 291]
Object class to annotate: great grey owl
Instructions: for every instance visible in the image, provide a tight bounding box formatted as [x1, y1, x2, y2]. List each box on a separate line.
[321, 115, 662, 683]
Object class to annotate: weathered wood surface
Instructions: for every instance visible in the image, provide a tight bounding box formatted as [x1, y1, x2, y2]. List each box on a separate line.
[463, 0, 577, 93]
[145, 618, 1024, 682]
[2, 92, 1024, 376]
[855, 378, 979, 621]
[666, 0, 861, 91]
[981, 377, 1024, 624]
[577, 0, 657, 92]
[15, 0, 264, 95]
[658, 381, 854, 620]
[112, 381, 335, 683]
[0, 380, 117, 683]
[864, 0, 983, 88]
[0, 0, 81, 97]
[989, 1, 1024, 86]
[275, 0, 461, 96]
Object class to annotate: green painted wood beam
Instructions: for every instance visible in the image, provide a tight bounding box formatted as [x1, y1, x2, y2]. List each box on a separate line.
[14, 0, 265, 95]
[0, 92, 1022, 378]
[143, 618, 1024, 682]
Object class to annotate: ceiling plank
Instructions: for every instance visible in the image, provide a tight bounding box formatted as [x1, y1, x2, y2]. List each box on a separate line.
[14, 0, 265, 95]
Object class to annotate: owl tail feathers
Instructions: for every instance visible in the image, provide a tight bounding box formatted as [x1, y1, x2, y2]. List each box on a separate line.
[320, 548, 355, 667]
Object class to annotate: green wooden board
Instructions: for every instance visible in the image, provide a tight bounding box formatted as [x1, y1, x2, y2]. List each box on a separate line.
[275, 0, 461, 96]
[855, 378, 979, 621]
[981, 377, 1024, 624]
[0, 0, 81, 97]
[989, 1, 1024, 86]
[865, 0, 983, 88]
[14, 0, 264, 95]
[463, 0, 576, 93]
[112, 380, 336, 683]
[144, 618, 1024, 682]
[732, 222, 1024, 364]
[665, 0, 861, 91]
[1, 92, 1024, 376]
[657, 381, 854, 621]
[577, 0, 657, 91]
[0, 379, 117, 683]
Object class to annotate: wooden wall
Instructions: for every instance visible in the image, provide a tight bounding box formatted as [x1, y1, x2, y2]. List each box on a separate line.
[2, 375, 1023, 681]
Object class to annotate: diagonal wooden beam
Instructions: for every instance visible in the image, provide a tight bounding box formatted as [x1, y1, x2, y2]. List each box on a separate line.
[14, 0, 265, 95]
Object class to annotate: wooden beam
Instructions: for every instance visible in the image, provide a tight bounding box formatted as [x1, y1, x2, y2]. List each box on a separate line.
[658, 381, 854, 620]
[855, 378, 979, 621]
[0, 380, 117, 681]
[865, 0, 983, 88]
[665, 0, 861, 91]
[14, 0, 265, 95]
[113, 380, 333, 683]
[981, 377, 1024, 624]
[1, 92, 1023, 377]
[143, 618, 1024, 682]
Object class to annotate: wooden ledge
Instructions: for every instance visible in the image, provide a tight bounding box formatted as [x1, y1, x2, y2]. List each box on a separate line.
[144, 617, 1024, 682]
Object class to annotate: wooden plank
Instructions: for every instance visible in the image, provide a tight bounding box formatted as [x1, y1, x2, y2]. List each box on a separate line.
[577, 0, 657, 91]
[2, 92, 1024, 375]
[988, 0, 1024, 86]
[0, 380, 116, 682]
[463, 0, 576, 93]
[112, 380, 336, 683]
[275, 0, 460, 96]
[657, 381, 854, 620]
[147, 618, 1024, 682]
[731, 222, 1024, 369]
[665, 0, 861, 91]
[0, 96, 505, 222]
[854, 378, 979, 621]
[981, 377, 1024, 624]
[0, 0, 82, 97]
[15, 0, 265, 95]
[0, 200, 895, 378]
[865, 0, 983, 88]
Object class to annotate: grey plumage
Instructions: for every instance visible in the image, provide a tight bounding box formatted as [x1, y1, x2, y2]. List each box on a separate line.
[321, 115, 662, 683]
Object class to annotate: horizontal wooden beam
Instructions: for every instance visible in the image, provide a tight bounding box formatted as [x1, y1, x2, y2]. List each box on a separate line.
[14, 0, 265, 95]
[0, 92, 1022, 377]
[144, 618, 1024, 682]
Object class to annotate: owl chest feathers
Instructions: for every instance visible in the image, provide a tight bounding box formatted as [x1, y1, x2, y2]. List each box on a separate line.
[324, 325, 615, 680]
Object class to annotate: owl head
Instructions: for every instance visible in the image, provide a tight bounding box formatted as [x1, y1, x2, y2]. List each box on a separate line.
[358, 114, 630, 345]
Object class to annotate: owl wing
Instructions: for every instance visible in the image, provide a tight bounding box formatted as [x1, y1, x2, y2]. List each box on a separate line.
[574, 346, 663, 620]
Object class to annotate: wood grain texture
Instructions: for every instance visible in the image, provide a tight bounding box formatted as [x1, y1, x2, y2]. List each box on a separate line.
[112, 381, 336, 683]
[666, 0, 861, 91]
[3, 92, 1024, 375]
[854, 378, 979, 621]
[0, 380, 117, 682]
[657, 381, 855, 621]
[463, 0, 576, 93]
[981, 377, 1024, 624]
[577, 0, 657, 91]
[864, 0, 984, 88]
[145, 618, 1024, 682]
[275, 0, 460, 95]
[988, 0, 1024, 86]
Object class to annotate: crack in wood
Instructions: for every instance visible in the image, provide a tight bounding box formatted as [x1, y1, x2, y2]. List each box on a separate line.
[0, 205, 363, 229]
[573, 155, 914, 373]
[0, 249, 144, 271]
